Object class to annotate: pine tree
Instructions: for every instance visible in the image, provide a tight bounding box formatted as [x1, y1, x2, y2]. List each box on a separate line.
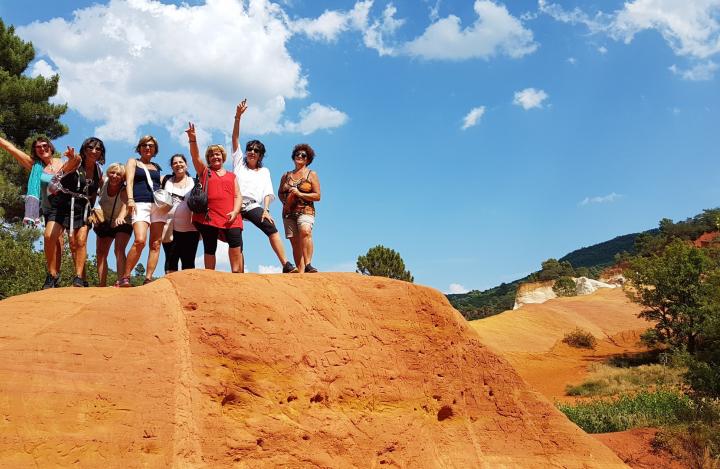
[357, 245, 414, 282]
[0, 18, 68, 220]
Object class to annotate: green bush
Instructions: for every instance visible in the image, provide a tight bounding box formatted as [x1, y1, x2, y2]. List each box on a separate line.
[553, 276, 577, 297]
[562, 328, 597, 349]
[557, 390, 696, 433]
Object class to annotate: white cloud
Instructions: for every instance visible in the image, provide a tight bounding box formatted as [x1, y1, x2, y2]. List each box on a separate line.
[567, 56, 577, 64]
[17, 0, 347, 144]
[579, 192, 623, 206]
[513, 87, 548, 110]
[611, 0, 720, 59]
[461, 106, 486, 130]
[258, 264, 282, 274]
[194, 242, 231, 272]
[597, 45, 608, 54]
[540, 0, 720, 60]
[28, 59, 57, 78]
[448, 283, 469, 294]
[669, 60, 719, 80]
[404, 0, 537, 60]
[282, 103, 348, 135]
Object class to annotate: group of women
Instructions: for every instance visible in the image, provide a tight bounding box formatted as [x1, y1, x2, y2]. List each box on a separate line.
[0, 99, 321, 288]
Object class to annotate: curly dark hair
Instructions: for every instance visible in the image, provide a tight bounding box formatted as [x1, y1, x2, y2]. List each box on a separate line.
[291, 143, 315, 165]
[245, 140, 266, 168]
[79, 137, 106, 165]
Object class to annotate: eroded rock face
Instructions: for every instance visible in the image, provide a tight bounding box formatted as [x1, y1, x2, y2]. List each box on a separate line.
[514, 280, 557, 309]
[0, 271, 626, 468]
[575, 277, 616, 296]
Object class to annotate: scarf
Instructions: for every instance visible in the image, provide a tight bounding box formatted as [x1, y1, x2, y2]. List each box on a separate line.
[23, 160, 43, 226]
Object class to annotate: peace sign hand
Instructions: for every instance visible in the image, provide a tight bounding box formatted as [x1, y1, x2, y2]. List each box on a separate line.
[185, 122, 196, 143]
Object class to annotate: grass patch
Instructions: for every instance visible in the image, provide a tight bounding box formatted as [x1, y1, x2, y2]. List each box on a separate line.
[562, 328, 597, 349]
[565, 363, 685, 397]
[653, 404, 720, 469]
[557, 389, 696, 433]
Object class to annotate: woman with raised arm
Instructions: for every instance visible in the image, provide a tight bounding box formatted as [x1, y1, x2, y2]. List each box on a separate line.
[118, 136, 166, 287]
[53, 137, 105, 287]
[231, 99, 297, 273]
[185, 122, 244, 273]
[161, 154, 199, 273]
[94, 162, 132, 287]
[278, 144, 321, 273]
[0, 135, 71, 288]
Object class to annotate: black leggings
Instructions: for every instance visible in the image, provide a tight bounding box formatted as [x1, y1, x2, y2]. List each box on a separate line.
[193, 222, 243, 255]
[163, 230, 200, 272]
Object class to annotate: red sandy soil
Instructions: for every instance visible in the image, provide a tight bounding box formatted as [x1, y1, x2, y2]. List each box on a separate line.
[471, 289, 689, 469]
[0, 271, 626, 467]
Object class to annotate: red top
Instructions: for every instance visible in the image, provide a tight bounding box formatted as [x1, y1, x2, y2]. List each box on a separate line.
[192, 168, 243, 229]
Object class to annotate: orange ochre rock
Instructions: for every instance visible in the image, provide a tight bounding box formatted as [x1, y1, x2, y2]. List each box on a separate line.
[0, 271, 626, 467]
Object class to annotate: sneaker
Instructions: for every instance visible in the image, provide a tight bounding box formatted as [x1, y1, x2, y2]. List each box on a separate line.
[118, 277, 131, 288]
[72, 276, 84, 288]
[42, 273, 57, 290]
[282, 261, 299, 273]
[304, 264, 318, 273]
[83, 280, 89, 288]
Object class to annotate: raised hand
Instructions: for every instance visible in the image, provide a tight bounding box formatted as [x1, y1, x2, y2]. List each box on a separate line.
[185, 122, 196, 143]
[236, 99, 247, 119]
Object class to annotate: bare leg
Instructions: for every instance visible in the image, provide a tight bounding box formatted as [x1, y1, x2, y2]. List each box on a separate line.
[95, 235, 114, 287]
[204, 254, 216, 270]
[299, 225, 313, 268]
[144, 222, 165, 280]
[123, 222, 148, 278]
[55, 236, 63, 272]
[289, 235, 304, 272]
[229, 247, 243, 273]
[44, 221, 65, 276]
[114, 232, 131, 280]
[268, 232, 289, 265]
[71, 226, 89, 277]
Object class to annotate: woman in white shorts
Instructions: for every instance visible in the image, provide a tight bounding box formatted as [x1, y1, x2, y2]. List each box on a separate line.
[119, 135, 167, 287]
[278, 144, 321, 273]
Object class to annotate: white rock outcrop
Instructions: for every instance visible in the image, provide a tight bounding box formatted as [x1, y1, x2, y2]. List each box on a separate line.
[513, 277, 617, 309]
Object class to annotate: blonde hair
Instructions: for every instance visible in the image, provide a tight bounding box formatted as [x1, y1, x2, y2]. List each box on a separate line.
[204, 144, 227, 164]
[105, 162, 125, 177]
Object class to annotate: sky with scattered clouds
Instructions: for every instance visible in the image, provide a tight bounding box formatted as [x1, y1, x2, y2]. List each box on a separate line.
[1, 0, 718, 293]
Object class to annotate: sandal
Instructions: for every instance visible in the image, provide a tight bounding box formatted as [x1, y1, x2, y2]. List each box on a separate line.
[143, 278, 153, 285]
[118, 277, 131, 288]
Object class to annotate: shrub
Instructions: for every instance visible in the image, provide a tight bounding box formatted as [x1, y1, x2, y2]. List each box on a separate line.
[557, 390, 696, 433]
[553, 276, 577, 297]
[356, 245, 413, 282]
[565, 363, 685, 397]
[562, 328, 597, 349]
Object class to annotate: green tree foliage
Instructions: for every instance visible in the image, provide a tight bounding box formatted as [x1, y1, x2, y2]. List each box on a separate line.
[560, 233, 640, 269]
[533, 258, 575, 281]
[625, 239, 718, 355]
[553, 276, 577, 297]
[0, 19, 68, 220]
[356, 245, 413, 282]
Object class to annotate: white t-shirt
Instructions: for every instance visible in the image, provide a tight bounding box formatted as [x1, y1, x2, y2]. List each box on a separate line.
[232, 148, 275, 211]
[165, 177, 196, 232]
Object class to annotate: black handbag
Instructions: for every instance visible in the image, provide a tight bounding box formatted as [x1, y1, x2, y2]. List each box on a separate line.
[186, 168, 209, 216]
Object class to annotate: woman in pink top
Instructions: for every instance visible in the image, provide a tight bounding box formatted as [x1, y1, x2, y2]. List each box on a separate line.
[185, 122, 244, 273]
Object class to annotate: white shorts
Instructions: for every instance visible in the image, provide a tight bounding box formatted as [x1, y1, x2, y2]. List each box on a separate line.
[132, 202, 169, 225]
[283, 214, 315, 238]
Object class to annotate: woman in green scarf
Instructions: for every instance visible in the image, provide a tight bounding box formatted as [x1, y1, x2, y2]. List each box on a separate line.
[0, 135, 76, 288]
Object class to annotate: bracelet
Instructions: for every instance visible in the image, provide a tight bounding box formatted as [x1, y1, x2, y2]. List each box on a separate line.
[189, 140, 196, 143]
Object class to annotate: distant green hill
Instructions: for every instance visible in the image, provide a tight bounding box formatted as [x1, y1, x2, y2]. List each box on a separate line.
[449, 232, 643, 320]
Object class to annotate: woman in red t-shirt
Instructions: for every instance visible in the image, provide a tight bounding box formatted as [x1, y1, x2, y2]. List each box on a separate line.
[185, 122, 244, 273]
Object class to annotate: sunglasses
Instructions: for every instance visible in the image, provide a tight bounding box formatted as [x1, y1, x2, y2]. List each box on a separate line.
[34, 143, 50, 150]
[294, 152, 308, 159]
[87, 146, 103, 152]
[246, 147, 262, 154]
[141, 143, 156, 148]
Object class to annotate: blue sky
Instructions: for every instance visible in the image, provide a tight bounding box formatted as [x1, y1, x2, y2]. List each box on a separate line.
[1, 0, 719, 293]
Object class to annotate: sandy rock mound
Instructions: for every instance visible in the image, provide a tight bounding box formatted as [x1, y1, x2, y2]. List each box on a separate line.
[0, 271, 625, 467]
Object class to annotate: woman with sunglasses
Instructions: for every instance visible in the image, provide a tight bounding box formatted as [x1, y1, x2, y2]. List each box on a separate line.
[0, 135, 75, 288]
[185, 122, 244, 273]
[118, 136, 165, 287]
[278, 144, 321, 273]
[161, 153, 199, 273]
[94, 162, 132, 287]
[231, 100, 297, 273]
